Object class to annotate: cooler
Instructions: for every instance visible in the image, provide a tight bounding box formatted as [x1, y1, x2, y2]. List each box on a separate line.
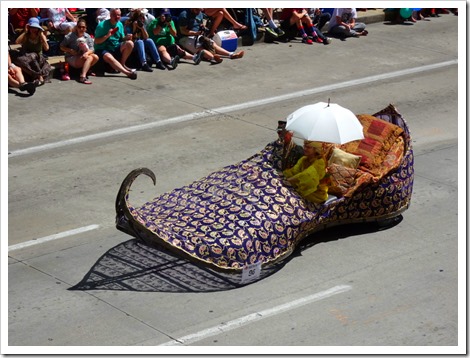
[213, 30, 238, 52]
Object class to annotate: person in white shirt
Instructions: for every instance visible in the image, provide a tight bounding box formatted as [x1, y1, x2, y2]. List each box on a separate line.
[327, 8, 368, 38]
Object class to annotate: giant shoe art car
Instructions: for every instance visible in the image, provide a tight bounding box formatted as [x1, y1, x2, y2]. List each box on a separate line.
[115, 104, 413, 275]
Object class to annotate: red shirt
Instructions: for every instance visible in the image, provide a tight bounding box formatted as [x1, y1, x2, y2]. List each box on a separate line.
[9, 8, 40, 29]
[279, 8, 306, 21]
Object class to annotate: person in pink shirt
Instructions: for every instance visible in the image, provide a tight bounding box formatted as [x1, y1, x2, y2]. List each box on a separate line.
[47, 8, 77, 33]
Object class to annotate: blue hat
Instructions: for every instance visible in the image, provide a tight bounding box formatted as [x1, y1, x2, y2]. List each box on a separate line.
[27, 17, 44, 31]
[161, 8, 171, 15]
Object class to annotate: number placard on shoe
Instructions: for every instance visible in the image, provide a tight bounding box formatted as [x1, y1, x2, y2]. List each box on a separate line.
[241, 261, 261, 284]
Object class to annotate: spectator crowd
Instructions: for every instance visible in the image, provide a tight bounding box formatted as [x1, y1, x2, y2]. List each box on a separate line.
[8, 7, 458, 95]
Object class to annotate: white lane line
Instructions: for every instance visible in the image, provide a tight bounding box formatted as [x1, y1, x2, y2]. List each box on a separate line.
[8, 60, 457, 159]
[160, 284, 352, 346]
[8, 224, 100, 252]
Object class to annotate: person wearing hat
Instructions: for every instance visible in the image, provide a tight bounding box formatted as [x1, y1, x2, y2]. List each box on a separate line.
[283, 140, 329, 204]
[14, 17, 51, 85]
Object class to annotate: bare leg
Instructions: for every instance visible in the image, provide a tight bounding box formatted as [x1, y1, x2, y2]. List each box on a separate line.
[81, 54, 99, 78]
[9, 67, 36, 93]
[119, 40, 135, 71]
[158, 45, 172, 64]
[103, 52, 133, 76]
[9, 67, 25, 87]
[262, 8, 273, 21]
[205, 8, 246, 36]
[206, 9, 224, 37]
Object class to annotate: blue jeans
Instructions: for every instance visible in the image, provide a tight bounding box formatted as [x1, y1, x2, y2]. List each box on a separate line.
[134, 38, 161, 65]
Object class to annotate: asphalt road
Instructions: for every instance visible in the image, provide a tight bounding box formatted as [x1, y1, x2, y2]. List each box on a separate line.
[5, 12, 462, 354]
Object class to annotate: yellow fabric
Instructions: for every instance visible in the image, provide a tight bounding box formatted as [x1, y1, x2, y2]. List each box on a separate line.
[328, 147, 361, 169]
[304, 141, 322, 149]
[283, 156, 328, 203]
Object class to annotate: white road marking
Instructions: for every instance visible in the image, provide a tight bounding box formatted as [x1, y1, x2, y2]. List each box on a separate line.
[8, 224, 100, 252]
[8, 60, 457, 159]
[160, 284, 352, 346]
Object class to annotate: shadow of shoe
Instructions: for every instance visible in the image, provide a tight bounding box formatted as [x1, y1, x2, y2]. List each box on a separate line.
[69, 238, 286, 292]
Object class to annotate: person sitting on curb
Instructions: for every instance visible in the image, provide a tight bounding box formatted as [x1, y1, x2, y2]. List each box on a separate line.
[178, 8, 244, 65]
[309, 8, 332, 31]
[14, 17, 51, 86]
[8, 52, 36, 95]
[60, 18, 99, 84]
[124, 9, 166, 72]
[93, 8, 137, 79]
[46, 8, 77, 34]
[327, 8, 368, 38]
[148, 8, 204, 69]
[279, 8, 331, 44]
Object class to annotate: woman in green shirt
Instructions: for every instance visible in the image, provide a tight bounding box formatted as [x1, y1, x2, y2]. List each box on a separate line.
[148, 9, 204, 68]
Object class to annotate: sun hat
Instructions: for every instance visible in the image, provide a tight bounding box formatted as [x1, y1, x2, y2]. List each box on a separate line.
[27, 17, 44, 31]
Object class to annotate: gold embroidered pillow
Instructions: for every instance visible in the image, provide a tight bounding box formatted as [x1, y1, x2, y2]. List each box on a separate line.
[327, 163, 357, 197]
[328, 148, 361, 169]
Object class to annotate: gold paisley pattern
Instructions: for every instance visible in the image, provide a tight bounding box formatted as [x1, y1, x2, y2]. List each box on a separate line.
[121, 105, 414, 271]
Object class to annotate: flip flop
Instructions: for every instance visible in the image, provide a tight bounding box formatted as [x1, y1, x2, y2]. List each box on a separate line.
[233, 24, 247, 31]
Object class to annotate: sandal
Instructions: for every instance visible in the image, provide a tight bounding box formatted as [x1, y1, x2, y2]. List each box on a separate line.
[230, 51, 245, 59]
[87, 72, 96, 77]
[79, 76, 92, 85]
[233, 24, 247, 31]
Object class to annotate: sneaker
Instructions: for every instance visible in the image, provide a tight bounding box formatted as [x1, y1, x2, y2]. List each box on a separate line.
[230, 50, 244, 59]
[61, 73, 71, 80]
[323, 37, 332, 45]
[141, 63, 153, 72]
[275, 27, 285, 37]
[265, 27, 278, 38]
[155, 61, 166, 70]
[302, 36, 313, 45]
[193, 50, 204, 65]
[170, 55, 179, 69]
[128, 70, 137, 80]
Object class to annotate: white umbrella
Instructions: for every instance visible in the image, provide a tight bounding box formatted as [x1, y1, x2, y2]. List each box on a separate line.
[285, 102, 364, 144]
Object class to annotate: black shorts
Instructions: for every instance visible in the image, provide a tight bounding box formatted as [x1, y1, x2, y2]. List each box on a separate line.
[95, 46, 122, 61]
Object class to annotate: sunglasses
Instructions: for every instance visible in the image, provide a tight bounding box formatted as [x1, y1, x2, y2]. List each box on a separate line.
[77, 26, 86, 29]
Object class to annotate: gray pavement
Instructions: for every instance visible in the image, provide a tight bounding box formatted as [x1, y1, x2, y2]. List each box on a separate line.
[5, 8, 463, 354]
